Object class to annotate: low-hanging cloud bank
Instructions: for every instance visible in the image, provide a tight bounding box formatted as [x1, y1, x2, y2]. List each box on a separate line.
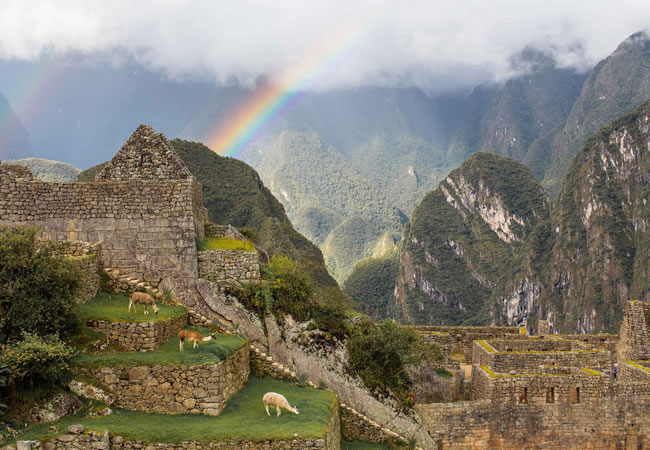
[1, 0, 649, 92]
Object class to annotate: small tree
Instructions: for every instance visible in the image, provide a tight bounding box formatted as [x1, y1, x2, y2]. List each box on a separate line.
[0, 226, 80, 343]
[1, 332, 76, 388]
[0, 362, 9, 414]
[347, 319, 443, 401]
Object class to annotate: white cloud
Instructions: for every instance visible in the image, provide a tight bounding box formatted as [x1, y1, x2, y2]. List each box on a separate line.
[0, 0, 648, 92]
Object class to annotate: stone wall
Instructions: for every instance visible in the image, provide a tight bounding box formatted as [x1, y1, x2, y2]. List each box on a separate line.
[413, 325, 527, 360]
[0, 126, 205, 285]
[416, 390, 650, 449]
[619, 360, 650, 382]
[0, 163, 35, 181]
[86, 313, 187, 352]
[340, 404, 404, 445]
[198, 250, 260, 283]
[472, 340, 612, 372]
[79, 345, 249, 416]
[617, 300, 650, 362]
[472, 364, 609, 405]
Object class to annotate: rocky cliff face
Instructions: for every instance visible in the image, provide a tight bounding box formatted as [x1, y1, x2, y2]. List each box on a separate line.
[390, 100, 650, 333]
[394, 152, 548, 326]
[546, 99, 650, 332]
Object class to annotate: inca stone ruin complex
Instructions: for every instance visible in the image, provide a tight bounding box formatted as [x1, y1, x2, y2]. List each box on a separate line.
[1, 126, 649, 449]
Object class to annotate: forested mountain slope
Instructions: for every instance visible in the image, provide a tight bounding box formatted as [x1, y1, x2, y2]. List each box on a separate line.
[353, 99, 650, 333]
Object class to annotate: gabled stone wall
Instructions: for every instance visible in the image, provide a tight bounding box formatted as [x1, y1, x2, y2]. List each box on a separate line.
[617, 300, 650, 362]
[0, 126, 205, 285]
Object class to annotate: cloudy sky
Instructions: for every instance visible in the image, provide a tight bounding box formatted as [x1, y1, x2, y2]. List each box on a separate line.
[0, 0, 649, 92]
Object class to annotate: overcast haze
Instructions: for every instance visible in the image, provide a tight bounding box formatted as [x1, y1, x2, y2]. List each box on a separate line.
[1, 0, 649, 92]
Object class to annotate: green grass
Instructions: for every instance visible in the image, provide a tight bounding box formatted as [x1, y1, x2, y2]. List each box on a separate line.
[10, 377, 337, 444]
[76, 292, 187, 323]
[76, 326, 246, 368]
[197, 237, 256, 252]
[342, 441, 391, 449]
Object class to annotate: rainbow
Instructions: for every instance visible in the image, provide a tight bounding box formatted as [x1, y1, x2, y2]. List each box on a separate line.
[0, 58, 65, 159]
[206, 24, 366, 158]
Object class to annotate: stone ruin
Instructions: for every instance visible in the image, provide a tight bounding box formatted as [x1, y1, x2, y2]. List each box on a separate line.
[412, 300, 650, 448]
[0, 125, 207, 285]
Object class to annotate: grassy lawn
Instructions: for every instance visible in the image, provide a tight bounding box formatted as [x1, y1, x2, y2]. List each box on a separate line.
[76, 326, 246, 368]
[197, 237, 256, 252]
[342, 441, 391, 449]
[76, 292, 187, 323]
[11, 377, 337, 444]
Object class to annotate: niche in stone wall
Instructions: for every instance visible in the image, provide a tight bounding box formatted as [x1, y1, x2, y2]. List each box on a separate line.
[519, 387, 528, 404]
[546, 387, 555, 404]
[572, 387, 580, 404]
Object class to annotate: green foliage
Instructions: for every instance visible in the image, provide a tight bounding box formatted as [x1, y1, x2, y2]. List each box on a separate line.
[344, 253, 400, 321]
[347, 320, 442, 399]
[76, 292, 187, 323]
[75, 161, 107, 181]
[265, 255, 314, 322]
[8, 377, 336, 444]
[196, 237, 256, 252]
[0, 362, 9, 413]
[0, 226, 81, 343]
[77, 327, 245, 368]
[1, 332, 76, 388]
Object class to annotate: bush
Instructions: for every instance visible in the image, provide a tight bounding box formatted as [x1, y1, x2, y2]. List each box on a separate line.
[266, 255, 313, 322]
[0, 226, 81, 343]
[347, 320, 442, 400]
[1, 332, 76, 388]
[0, 362, 9, 414]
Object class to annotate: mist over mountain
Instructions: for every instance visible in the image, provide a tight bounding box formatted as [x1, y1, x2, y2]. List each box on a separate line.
[2, 32, 650, 286]
[0, 91, 32, 160]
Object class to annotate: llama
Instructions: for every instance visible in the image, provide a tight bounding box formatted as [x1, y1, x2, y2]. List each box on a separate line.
[262, 392, 299, 416]
[178, 329, 216, 352]
[128, 292, 159, 315]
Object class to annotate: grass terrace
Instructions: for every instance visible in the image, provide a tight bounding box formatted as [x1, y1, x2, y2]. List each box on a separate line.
[9, 377, 336, 444]
[76, 326, 246, 368]
[76, 292, 187, 323]
[197, 237, 256, 252]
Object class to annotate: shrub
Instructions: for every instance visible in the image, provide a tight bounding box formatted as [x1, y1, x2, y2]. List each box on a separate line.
[347, 319, 442, 400]
[1, 332, 76, 388]
[266, 255, 313, 322]
[0, 362, 9, 414]
[0, 226, 81, 343]
[196, 237, 256, 252]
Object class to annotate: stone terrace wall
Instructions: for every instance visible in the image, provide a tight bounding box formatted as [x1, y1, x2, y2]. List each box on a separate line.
[0, 179, 201, 284]
[79, 345, 249, 416]
[415, 393, 650, 449]
[472, 340, 612, 372]
[619, 360, 650, 381]
[489, 338, 573, 352]
[86, 313, 187, 352]
[472, 365, 608, 405]
[617, 300, 650, 362]
[198, 250, 260, 283]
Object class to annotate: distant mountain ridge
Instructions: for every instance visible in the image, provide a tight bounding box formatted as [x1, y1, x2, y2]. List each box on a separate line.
[353, 99, 650, 333]
[7, 158, 80, 182]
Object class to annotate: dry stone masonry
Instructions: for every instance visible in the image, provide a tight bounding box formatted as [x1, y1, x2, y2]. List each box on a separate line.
[79, 345, 249, 416]
[86, 313, 187, 352]
[0, 125, 206, 284]
[198, 250, 260, 283]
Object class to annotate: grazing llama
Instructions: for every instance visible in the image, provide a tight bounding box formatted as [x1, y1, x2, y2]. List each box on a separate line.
[262, 392, 299, 416]
[178, 329, 216, 352]
[128, 292, 159, 315]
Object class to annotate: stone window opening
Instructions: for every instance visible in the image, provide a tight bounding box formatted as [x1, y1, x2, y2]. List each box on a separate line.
[599, 339, 605, 349]
[572, 387, 580, 404]
[546, 387, 555, 404]
[519, 387, 528, 404]
[507, 348, 513, 352]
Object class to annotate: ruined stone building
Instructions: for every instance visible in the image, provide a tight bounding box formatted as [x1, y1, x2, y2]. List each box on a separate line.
[0, 125, 207, 284]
